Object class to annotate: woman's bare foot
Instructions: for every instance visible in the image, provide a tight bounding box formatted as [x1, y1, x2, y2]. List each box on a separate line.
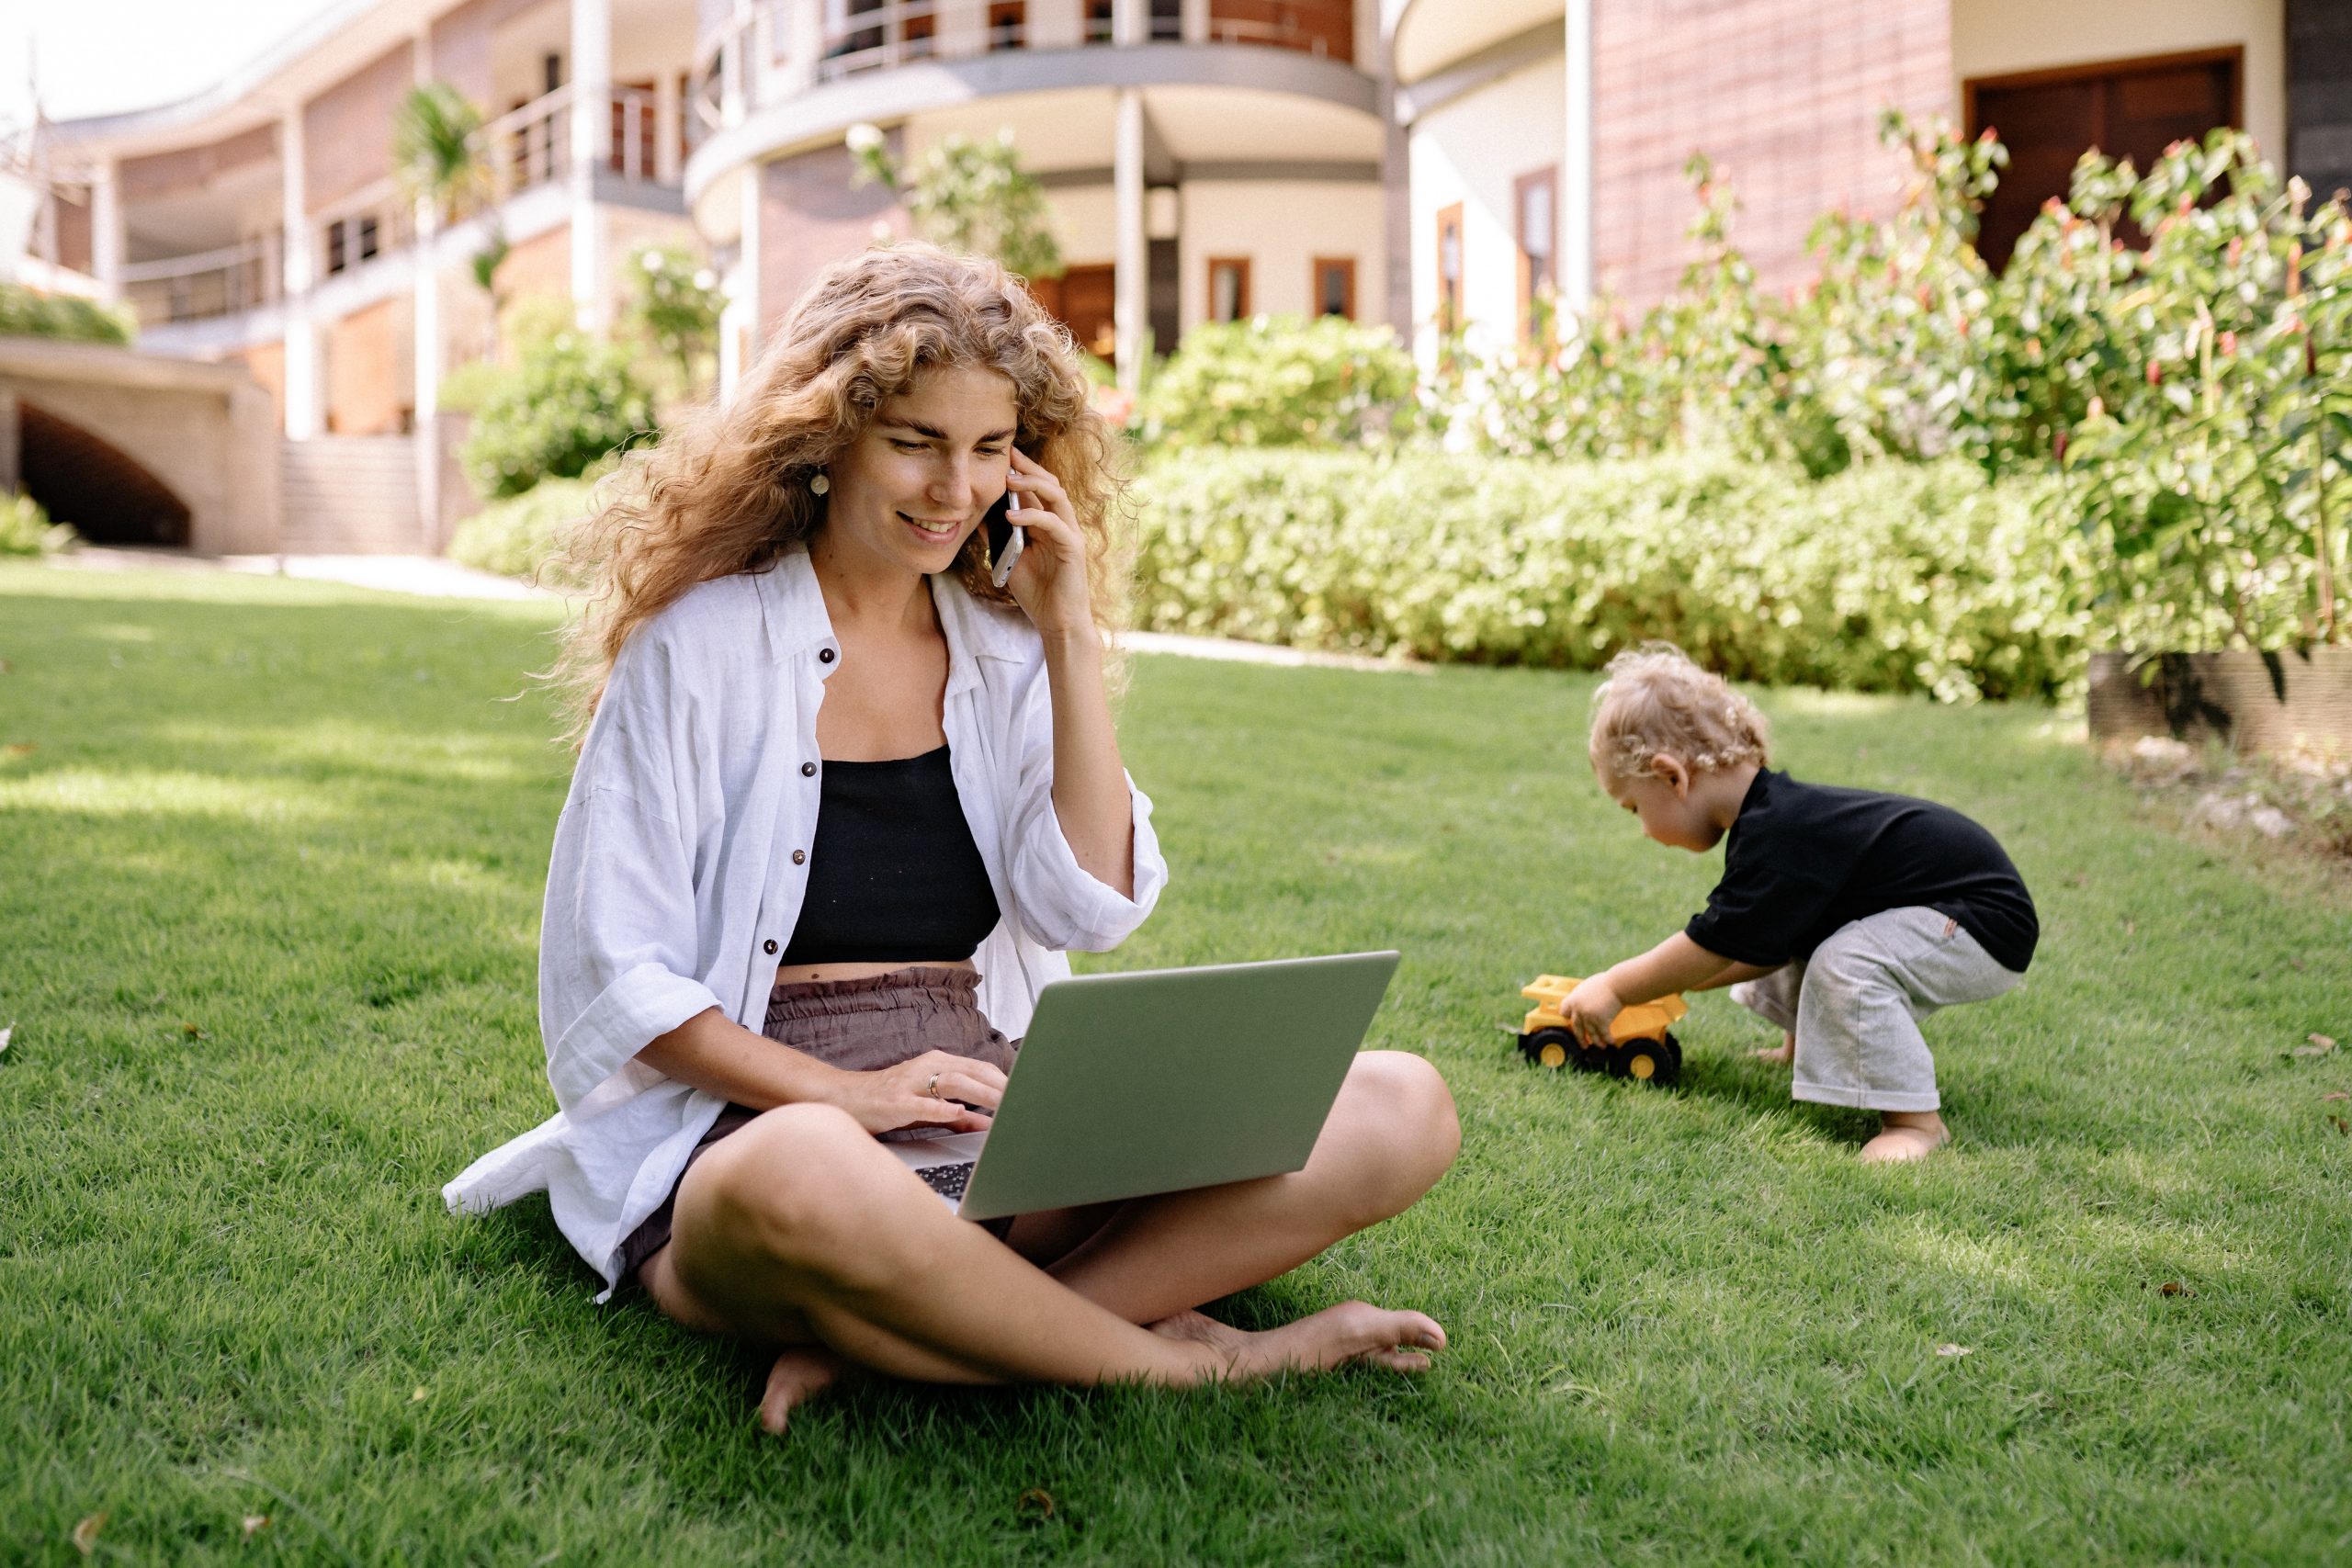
[758, 1346, 859, 1435]
[1148, 1303, 1444, 1381]
[1860, 1111, 1949, 1164]
[1753, 1032, 1795, 1066]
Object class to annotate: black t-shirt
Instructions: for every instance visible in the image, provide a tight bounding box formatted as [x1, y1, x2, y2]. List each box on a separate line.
[1685, 770, 2038, 973]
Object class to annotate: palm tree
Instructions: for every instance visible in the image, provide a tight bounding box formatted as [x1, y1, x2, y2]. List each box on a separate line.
[391, 83, 509, 355]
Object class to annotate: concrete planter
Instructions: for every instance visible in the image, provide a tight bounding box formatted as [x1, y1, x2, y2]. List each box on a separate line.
[2086, 649, 2352, 752]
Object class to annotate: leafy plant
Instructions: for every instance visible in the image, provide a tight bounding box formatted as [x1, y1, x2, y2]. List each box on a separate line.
[0, 284, 132, 345]
[0, 492, 77, 556]
[1136, 315, 1417, 450]
[847, 122, 1064, 281]
[446, 473, 601, 586]
[390, 82, 492, 224]
[458, 334, 657, 500]
[625, 243, 725, 396]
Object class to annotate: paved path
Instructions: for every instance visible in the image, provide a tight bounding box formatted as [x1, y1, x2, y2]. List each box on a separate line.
[45, 548, 1423, 672]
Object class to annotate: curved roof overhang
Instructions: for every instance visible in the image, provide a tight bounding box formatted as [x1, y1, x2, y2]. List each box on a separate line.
[1389, 0, 1562, 86]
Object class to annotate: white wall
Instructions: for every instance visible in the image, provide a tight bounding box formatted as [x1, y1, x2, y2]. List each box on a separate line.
[1406, 51, 1565, 367]
[1175, 180, 1386, 332]
[1951, 0, 2286, 164]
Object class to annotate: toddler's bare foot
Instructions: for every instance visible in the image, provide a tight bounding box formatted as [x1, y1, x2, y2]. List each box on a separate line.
[1148, 1303, 1445, 1381]
[758, 1345, 858, 1435]
[1752, 1032, 1795, 1066]
[1860, 1111, 1949, 1164]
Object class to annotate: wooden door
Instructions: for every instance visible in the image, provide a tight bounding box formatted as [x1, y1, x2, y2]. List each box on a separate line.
[1969, 49, 2240, 271]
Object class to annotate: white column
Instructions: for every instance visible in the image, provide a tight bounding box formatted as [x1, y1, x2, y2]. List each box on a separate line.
[413, 29, 442, 549]
[721, 162, 763, 402]
[786, 0, 824, 96]
[1112, 0, 1146, 47]
[655, 71, 683, 186]
[570, 0, 613, 331]
[280, 107, 324, 440]
[1114, 88, 1147, 389]
[1560, 0, 1595, 312]
[90, 161, 124, 303]
[1181, 0, 1208, 45]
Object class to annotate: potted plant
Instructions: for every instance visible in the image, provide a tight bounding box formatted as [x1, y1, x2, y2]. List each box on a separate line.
[2057, 132, 2351, 751]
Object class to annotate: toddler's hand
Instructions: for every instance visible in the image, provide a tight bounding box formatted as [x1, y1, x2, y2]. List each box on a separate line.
[1562, 976, 1623, 1047]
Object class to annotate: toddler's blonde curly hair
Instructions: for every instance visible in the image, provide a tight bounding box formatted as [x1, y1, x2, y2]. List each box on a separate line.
[1588, 643, 1770, 782]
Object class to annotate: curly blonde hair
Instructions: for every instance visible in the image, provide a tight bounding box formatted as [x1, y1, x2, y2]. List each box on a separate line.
[1589, 642, 1771, 781]
[547, 242, 1127, 746]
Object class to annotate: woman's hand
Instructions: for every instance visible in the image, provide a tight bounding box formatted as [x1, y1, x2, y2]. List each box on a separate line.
[999, 449, 1092, 638]
[820, 1050, 1007, 1135]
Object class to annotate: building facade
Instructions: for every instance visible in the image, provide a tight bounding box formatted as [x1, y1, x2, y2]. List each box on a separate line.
[7, 0, 2347, 548]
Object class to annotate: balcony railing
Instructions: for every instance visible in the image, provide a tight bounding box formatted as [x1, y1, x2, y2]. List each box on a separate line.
[120, 232, 281, 328]
[690, 0, 1355, 129]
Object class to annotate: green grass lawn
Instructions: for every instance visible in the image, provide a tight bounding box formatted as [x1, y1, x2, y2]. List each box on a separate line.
[4, 559, 2349, 1565]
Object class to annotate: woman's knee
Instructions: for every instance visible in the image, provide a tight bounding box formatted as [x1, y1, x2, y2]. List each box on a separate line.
[1329, 1051, 1460, 1216]
[678, 1104, 910, 1281]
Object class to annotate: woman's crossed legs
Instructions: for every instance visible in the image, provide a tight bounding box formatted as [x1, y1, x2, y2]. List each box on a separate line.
[639, 1050, 1461, 1433]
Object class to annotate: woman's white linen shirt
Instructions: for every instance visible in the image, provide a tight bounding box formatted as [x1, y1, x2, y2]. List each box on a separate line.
[441, 549, 1167, 1298]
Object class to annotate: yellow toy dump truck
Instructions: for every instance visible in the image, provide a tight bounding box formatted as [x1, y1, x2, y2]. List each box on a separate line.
[1517, 976, 1688, 1087]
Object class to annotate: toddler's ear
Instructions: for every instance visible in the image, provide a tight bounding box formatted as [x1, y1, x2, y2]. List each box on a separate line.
[1650, 753, 1692, 795]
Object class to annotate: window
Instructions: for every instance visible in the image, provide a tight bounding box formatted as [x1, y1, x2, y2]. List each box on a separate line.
[1085, 0, 1114, 43]
[1151, 0, 1182, 40]
[1312, 256, 1355, 320]
[901, 6, 935, 56]
[1435, 202, 1464, 336]
[1967, 48, 2241, 271]
[325, 220, 346, 276]
[987, 0, 1024, 50]
[1207, 256, 1251, 322]
[1514, 166, 1556, 342]
[356, 216, 379, 264]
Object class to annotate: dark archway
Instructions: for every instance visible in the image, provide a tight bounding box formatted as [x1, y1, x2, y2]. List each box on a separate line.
[17, 400, 193, 547]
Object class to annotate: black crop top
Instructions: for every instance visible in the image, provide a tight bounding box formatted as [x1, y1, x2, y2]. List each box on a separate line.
[776, 745, 1001, 966]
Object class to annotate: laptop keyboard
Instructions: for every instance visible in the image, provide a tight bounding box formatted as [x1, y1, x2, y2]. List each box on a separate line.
[915, 1161, 976, 1201]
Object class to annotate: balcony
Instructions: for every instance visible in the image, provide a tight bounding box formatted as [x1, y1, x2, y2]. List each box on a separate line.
[109, 85, 689, 332]
[692, 0, 1355, 128]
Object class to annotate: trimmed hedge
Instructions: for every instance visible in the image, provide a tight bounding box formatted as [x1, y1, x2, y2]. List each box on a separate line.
[446, 477, 598, 587]
[1128, 450, 2092, 703]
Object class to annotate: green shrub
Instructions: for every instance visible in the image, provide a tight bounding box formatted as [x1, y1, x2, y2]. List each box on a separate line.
[0, 492, 77, 557]
[1136, 315, 1416, 449]
[1130, 449, 2095, 703]
[446, 475, 600, 586]
[0, 284, 133, 345]
[458, 333, 656, 500]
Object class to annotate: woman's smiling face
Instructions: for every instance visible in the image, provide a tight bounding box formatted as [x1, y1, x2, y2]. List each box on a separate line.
[820, 364, 1022, 576]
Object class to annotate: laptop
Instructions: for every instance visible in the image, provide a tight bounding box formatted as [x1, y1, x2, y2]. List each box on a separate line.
[888, 951, 1401, 1221]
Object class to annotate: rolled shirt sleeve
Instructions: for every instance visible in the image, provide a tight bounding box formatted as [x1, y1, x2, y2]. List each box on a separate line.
[538, 635, 725, 1112]
[1001, 661, 1167, 953]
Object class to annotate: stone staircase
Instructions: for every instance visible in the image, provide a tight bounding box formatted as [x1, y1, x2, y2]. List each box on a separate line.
[280, 434, 422, 554]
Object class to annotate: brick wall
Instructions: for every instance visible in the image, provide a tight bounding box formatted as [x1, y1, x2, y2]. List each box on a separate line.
[759, 140, 908, 338]
[226, 341, 287, 434]
[1591, 0, 1951, 305]
[431, 0, 500, 111]
[326, 298, 407, 434]
[303, 45, 413, 214]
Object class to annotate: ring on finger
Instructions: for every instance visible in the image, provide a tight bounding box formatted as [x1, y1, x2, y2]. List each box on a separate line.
[926, 1072, 941, 1099]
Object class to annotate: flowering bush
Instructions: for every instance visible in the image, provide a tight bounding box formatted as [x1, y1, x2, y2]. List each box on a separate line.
[1130, 449, 2092, 703]
[458, 333, 657, 500]
[1135, 315, 1417, 449]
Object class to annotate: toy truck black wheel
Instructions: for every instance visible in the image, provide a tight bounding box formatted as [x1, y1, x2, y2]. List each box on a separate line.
[1611, 1032, 1682, 1087]
[1519, 1027, 1577, 1069]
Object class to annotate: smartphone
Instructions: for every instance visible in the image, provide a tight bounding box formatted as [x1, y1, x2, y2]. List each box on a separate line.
[985, 491, 1024, 588]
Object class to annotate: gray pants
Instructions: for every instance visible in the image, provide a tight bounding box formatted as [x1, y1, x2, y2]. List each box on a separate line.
[1728, 906, 2021, 1113]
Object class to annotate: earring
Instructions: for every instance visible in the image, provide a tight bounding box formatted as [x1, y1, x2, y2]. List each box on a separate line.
[808, 472, 830, 496]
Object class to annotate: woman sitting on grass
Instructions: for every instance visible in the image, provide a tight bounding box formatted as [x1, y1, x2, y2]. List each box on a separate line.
[445, 243, 1459, 1433]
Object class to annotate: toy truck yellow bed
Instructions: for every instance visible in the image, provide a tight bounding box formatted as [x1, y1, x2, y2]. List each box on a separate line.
[1516, 975, 1688, 1086]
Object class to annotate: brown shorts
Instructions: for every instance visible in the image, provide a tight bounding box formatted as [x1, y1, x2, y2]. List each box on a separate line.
[616, 966, 1018, 1284]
